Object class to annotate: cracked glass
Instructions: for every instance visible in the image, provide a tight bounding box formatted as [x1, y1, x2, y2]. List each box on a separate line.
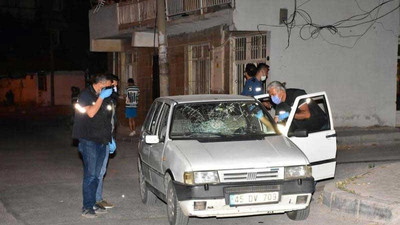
[170, 101, 277, 140]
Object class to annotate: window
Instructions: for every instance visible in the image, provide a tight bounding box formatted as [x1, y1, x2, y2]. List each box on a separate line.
[188, 44, 211, 94]
[233, 33, 270, 94]
[125, 52, 133, 79]
[157, 104, 170, 140]
[170, 102, 277, 140]
[38, 75, 47, 91]
[288, 95, 330, 134]
[144, 101, 163, 134]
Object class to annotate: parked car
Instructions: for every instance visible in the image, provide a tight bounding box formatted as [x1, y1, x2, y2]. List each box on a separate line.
[138, 94, 336, 225]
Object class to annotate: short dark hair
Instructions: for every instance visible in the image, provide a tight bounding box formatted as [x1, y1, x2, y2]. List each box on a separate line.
[245, 63, 257, 77]
[128, 78, 134, 84]
[106, 73, 119, 81]
[93, 74, 110, 84]
[257, 63, 269, 71]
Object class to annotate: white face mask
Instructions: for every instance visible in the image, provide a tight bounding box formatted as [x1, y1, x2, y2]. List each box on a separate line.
[113, 86, 117, 92]
[261, 75, 267, 81]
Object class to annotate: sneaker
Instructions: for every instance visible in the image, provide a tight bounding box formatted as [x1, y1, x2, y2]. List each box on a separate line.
[97, 200, 114, 209]
[129, 131, 136, 136]
[93, 205, 108, 214]
[81, 208, 97, 218]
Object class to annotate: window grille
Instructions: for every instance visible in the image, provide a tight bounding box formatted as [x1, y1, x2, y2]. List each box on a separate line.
[188, 44, 211, 94]
[232, 33, 269, 95]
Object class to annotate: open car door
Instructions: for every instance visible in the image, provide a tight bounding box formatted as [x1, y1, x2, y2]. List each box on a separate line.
[281, 92, 337, 181]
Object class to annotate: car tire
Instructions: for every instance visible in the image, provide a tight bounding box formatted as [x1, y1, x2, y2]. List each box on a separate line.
[286, 205, 310, 221]
[138, 158, 158, 204]
[165, 173, 189, 225]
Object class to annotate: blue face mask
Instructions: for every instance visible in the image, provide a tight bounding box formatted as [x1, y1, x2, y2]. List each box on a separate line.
[271, 95, 281, 104]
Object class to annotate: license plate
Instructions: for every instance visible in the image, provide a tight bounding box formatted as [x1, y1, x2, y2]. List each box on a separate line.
[229, 192, 279, 206]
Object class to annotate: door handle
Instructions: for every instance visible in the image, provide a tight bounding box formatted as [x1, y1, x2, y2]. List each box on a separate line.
[326, 133, 336, 138]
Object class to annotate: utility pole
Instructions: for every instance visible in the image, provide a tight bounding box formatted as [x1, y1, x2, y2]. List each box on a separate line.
[157, 0, 169, 96]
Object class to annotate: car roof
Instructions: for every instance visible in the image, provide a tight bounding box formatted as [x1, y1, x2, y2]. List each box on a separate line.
[157, 94, 255, 104]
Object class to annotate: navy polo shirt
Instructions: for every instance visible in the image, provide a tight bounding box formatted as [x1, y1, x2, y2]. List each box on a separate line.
[241, 77, 264, 97]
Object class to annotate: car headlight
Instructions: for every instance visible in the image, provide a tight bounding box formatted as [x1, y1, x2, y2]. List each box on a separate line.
[184, 171, 219, 185]
[285, 166, 312, 179]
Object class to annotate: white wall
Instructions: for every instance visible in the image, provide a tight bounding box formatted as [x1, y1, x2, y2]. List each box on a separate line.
[233, 0, 400, 127]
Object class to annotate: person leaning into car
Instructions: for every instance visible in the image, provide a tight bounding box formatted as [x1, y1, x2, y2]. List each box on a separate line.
[266, 81, 326, 133]
[72, 74, 115, 218]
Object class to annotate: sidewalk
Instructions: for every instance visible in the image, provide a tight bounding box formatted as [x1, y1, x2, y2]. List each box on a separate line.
[323, 126, 400, 224]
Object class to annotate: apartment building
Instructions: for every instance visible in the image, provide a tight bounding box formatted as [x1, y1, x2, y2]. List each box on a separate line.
[89, 0, 400, 127]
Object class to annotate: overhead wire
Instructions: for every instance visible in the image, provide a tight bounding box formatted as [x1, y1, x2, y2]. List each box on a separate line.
[258, 0, 399, 48]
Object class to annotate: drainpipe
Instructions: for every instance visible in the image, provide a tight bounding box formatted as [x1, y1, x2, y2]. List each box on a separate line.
[157, 0, 169, 96]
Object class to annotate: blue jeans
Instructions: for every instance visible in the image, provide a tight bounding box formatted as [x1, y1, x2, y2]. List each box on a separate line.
[78, 139, 107, 210]
[96, 146, 110, 202]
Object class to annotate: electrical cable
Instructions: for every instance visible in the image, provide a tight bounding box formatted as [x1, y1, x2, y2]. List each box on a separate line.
[258, 0, 399, 48]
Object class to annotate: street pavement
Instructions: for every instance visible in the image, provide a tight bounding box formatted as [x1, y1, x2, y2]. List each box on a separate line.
[0, 116, 399, 225]
[322, 127, 400, 224]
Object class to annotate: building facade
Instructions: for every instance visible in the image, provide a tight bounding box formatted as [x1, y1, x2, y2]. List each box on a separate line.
[89, 0, 400, 127]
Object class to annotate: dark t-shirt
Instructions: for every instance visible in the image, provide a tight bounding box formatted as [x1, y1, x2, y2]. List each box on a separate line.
[275, 89, 307, 116]
[72, 86, 113, 144]
[276, 88, 328, 133]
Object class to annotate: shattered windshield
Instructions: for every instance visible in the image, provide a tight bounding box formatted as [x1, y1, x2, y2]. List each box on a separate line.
[170, 101, 277, 140]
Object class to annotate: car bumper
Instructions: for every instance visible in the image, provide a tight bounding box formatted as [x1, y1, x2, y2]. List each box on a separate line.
[173, 178, 314, 218]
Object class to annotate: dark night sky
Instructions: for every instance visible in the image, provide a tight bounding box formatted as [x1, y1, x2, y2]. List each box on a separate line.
[0, 0, 107, 77]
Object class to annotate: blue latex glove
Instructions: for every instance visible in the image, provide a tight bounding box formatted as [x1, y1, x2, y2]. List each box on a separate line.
[249, 104, 255, 112]
[109, 138, 116, 154]
[99, 88, 112, 99]
[255, 110, 264, 119]
[278, 112, 290, 121]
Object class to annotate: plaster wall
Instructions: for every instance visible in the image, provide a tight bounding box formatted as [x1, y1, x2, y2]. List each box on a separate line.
[233, 0, 400, 127]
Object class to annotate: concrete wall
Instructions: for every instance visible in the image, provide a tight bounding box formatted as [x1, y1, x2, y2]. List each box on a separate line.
[54, 71, 85, 105]
[233, 0, 400, 127]
[0, 76, 37, 106]
[0, 71, 85, 107]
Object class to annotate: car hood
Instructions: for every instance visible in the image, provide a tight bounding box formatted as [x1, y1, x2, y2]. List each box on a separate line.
[171, 135, 309, 171]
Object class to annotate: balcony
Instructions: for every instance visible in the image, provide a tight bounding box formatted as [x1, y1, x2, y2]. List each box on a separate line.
[89, 0, 234, 49]
[166, 0, 233, 18]
[118, 0, 157, 30]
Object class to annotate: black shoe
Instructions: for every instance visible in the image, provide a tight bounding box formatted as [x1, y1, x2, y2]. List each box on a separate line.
[81, 208, 97, 218]
[93, 205, 107, 214]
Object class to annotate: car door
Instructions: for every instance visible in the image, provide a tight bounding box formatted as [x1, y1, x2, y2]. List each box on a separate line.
[282, 92, 337, 181]
[139, 101, 163, 181]
[147, 103, 171, 191]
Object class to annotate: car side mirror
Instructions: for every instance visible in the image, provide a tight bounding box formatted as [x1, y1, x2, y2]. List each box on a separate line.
[145, 135, 160, 144]
[288, 129, 308, 138]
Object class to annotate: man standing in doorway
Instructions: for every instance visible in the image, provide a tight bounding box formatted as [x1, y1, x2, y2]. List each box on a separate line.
[72, 74, 114, 218]
[125, 78, 140, 136]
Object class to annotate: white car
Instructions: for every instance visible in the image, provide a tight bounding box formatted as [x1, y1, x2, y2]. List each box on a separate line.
[138, 94, 336, 225]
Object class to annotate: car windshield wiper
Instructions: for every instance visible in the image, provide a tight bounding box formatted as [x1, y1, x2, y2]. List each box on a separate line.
[191, 132, 225, 138]
[171, 132, 224, 138]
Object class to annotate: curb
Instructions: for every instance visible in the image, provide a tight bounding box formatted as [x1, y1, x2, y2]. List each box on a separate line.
[336, 127, 400, 146]
[322, 182, 399, 222]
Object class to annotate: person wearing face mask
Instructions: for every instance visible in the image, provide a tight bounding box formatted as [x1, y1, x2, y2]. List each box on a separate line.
[256, 63, 269, 82]
[241, 63, 263, 96]
[267, 81, 327, 132]
[94, 74, 119, 211]
[72, 74, 115, 218]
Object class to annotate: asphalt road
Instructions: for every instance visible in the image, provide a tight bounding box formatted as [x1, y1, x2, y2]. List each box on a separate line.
[0, 120, 397, 225]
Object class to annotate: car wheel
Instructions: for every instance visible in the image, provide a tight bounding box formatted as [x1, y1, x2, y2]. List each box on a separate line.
[286, 205, 310, 221]
[165, 173, 189, 225]
[138, 158, 157, 204]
